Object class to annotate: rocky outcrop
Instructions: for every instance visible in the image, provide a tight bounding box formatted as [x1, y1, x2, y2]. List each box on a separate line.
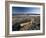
[12, 15, 40, 31]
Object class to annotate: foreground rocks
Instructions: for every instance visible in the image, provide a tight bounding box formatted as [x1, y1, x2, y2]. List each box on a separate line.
[12, 15, 40, 31]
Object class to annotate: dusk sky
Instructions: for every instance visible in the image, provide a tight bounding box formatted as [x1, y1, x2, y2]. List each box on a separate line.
[12, 7, 40, 14]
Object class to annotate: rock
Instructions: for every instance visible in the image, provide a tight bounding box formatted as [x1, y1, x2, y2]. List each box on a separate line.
[12, 15, 40, 31]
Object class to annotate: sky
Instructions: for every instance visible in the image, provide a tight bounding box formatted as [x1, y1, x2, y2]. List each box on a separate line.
[12, 7, 40, 14]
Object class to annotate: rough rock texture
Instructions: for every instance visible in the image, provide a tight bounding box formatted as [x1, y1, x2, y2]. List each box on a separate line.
[12, 15, 40, 31]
